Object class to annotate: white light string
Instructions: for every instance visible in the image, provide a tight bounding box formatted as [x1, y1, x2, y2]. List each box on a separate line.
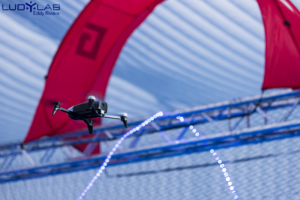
[176, 116, 239, 200]
[77, 111, 164, 200]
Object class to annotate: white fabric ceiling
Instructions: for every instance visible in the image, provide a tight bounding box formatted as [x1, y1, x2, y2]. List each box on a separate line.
[0, 0, 299, 143]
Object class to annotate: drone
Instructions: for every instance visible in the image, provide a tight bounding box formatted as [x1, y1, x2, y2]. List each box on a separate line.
[52, 96, 127, 134]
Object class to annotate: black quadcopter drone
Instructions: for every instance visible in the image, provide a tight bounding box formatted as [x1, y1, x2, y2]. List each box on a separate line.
[52, 96, 127, 134]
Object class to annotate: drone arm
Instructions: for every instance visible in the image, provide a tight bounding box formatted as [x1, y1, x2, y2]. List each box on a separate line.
[103, 114, 128, 128]
[52, 102, 71, 115]
[102, 114, 121, 119]
[59, 107, 70, 113]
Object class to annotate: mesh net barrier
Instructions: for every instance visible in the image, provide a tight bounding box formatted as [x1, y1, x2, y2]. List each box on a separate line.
[1, 135, 300, 200]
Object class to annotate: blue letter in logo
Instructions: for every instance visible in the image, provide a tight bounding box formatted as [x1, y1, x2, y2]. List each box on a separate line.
[9, 4, 16, 10]
[17, 4, 25, 11]
[2, 4, 9, 11]
[37, 4, 43, 10]
[44, 4, 52, 10]
[25, 1, 36, 12]
[53, 4, 60, 11]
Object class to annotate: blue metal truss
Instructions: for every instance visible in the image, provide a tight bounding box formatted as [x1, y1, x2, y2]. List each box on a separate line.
[1, 90, 300, 183]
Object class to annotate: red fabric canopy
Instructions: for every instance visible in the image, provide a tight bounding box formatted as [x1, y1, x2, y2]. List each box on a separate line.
[25, 0, 300, 153]
[258, 0, 300, 90]
[24, 0, 163, 154]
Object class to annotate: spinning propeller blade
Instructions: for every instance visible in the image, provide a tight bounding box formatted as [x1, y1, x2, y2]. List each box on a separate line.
[121, 115, 128, 128]
[52, 102, 60, 115]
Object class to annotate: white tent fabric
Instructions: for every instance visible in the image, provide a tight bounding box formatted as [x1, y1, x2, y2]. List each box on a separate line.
[0, 0, 299, 143]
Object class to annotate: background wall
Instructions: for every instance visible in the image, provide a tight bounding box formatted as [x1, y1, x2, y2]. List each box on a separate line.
[1, 1, 300, 199]
[2, 136, 300, 200]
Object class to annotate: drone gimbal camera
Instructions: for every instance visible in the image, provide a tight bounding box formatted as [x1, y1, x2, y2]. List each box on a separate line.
[52, 96, 127, 134]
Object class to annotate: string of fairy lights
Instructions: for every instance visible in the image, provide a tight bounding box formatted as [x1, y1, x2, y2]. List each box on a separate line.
[176, 116, 239, 200]
[77, 112, 238, 200]
[77, 111, 164, 200]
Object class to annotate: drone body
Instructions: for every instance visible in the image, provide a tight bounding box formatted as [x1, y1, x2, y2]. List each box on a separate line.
[52, 96, 127, 134]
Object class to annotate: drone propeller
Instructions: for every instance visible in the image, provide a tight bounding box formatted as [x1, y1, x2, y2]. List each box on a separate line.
[52, 102, 60, 115]
[121, 115, 128, 128]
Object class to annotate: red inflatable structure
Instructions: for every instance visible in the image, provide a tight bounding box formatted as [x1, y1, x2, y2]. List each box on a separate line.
[24, 0, 163, 154]
[258, 0, 300, 89]
[25, 0, 300, 155]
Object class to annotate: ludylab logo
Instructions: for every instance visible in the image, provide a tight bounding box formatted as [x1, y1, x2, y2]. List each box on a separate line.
[2, 1, 60, 16]
[25, 1, 36, 12]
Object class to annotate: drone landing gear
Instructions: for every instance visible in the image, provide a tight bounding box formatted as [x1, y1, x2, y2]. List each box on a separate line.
[84, 119, 94, 134]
